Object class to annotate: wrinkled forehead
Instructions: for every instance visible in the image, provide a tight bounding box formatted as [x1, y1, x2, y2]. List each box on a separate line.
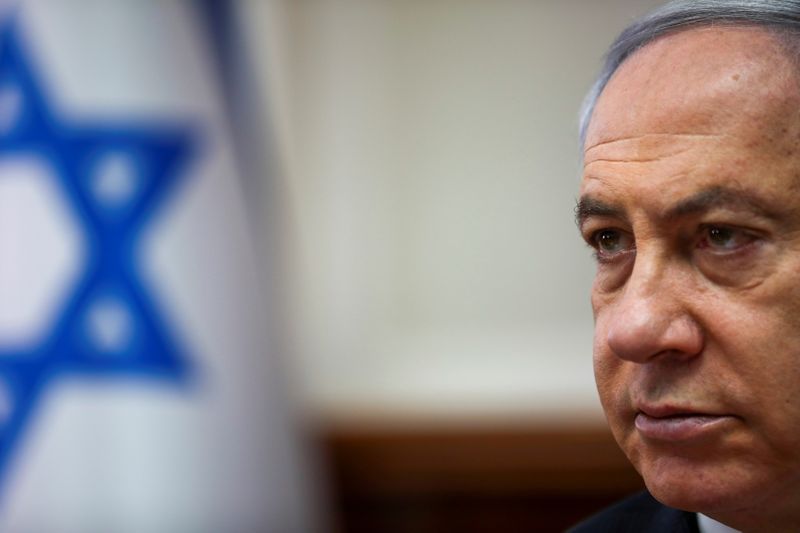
[584, 26, 800, 154]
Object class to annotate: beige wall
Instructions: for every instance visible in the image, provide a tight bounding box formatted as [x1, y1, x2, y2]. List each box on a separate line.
[243, 0, 665, 424]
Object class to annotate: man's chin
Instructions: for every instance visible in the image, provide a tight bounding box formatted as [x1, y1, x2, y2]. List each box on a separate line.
[644, 472, 720, 513]
[636, 452, 762, 515]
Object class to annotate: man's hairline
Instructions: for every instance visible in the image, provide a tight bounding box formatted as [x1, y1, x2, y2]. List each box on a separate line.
[580, 22, 800, 151]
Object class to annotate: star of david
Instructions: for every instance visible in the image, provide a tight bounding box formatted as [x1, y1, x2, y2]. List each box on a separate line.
[0, 18, 195, 495]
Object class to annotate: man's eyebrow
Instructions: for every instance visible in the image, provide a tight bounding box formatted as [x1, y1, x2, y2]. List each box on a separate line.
[574, 197, 624, 230]
[664, 186, 781, 220]
[575, 186, 782, 231]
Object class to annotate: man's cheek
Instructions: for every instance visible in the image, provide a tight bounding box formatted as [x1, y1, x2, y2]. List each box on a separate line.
[592, 348, 621, 412]
[591, 313, 617, 379]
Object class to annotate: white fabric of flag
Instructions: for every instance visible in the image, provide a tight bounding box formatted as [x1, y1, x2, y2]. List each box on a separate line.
[0, 1, 317, 532]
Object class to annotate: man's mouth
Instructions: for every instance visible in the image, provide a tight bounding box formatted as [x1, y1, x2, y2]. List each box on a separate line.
[634, 406, 736, 442]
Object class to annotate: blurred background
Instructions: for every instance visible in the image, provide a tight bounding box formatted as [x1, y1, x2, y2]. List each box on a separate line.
[247, 1, 667, 531]
[0, 0, 665, 532]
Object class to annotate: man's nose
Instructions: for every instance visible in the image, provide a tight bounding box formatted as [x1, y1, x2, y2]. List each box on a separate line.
[604, 259, 703, 363]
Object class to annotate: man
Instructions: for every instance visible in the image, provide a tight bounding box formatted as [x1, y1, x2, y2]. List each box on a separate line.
[571, 1, 800, 532]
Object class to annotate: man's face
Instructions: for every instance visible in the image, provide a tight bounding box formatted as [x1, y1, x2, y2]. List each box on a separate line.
[580, 27, 800, 528]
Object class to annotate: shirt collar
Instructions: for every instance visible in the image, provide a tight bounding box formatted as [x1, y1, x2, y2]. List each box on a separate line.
[697, 513, 741, 533]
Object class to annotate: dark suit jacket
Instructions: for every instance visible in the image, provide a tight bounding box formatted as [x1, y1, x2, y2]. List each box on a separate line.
[567, 491, 700, 532]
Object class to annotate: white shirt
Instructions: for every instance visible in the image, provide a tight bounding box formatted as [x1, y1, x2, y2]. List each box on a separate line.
[698, 513, 741, 533]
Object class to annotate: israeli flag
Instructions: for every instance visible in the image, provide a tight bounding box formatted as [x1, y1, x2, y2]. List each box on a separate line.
[0, 1, 318, 532]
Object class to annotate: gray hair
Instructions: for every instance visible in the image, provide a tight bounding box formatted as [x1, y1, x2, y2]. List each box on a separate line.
[579, 0, 800, 147]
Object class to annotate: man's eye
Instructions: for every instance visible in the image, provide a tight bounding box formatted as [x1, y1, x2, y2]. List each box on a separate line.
[592, 229, 633, 255]
[699, 225, 756, 252]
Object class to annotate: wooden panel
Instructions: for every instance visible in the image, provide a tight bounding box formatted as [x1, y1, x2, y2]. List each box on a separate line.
[319, 424, 644, 533]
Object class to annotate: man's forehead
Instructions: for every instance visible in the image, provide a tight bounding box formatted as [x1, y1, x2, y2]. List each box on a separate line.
[584, 25, 800, 152]
[583, 133, 723, 167]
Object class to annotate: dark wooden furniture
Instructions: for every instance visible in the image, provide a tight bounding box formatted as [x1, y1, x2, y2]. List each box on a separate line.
[320, 422, 644, 533]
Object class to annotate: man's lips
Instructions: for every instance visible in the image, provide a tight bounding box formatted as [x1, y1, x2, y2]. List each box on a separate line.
[634, 405, 737, 442]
